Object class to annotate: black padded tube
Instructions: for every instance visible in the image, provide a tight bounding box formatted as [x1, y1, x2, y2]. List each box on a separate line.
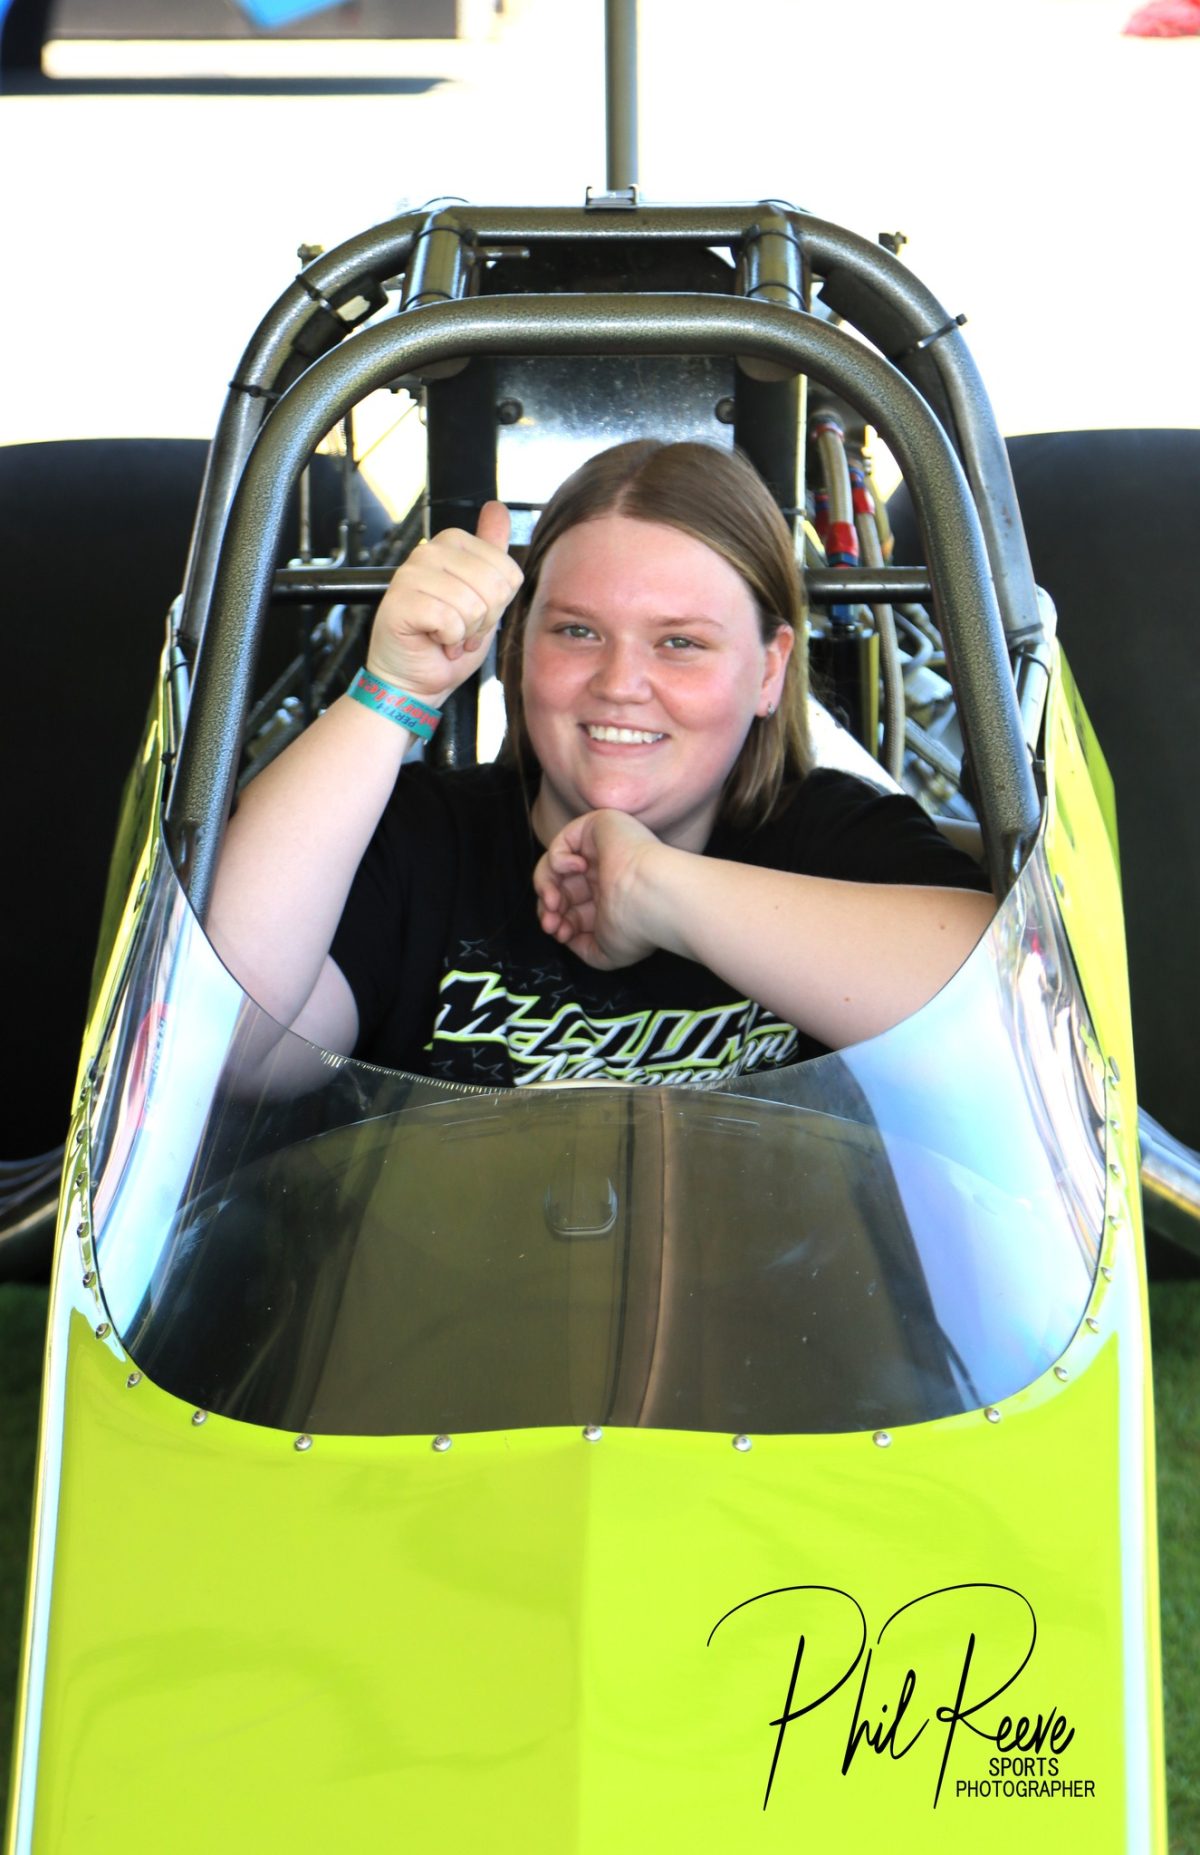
[167, 292, 1040, 917]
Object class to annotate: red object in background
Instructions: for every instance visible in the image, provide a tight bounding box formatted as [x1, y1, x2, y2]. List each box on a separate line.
[1123, 0, 1200, 35]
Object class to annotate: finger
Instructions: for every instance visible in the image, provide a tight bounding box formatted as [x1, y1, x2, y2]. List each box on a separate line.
[475, 499, 511, 554]
[556, 871, 593, 907]
[427, 515, 521, 591]
[546, 845, 588, 877]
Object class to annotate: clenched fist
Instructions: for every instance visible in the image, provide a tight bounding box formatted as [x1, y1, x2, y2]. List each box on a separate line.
[533, 808, 667, 970]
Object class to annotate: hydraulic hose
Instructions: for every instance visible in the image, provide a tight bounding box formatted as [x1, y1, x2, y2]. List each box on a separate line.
[851, 460, 905, 781]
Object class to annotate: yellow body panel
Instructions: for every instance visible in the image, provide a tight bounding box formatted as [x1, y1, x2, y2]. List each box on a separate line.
[7, 646, 1165, 1852]
[14, 1242, 1147, 1853]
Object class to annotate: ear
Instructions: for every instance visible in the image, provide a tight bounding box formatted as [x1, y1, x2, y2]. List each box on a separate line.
[758, 624, 794, 716]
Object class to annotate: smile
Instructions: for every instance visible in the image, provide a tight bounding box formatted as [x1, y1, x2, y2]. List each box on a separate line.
[584, 725, 666, 745]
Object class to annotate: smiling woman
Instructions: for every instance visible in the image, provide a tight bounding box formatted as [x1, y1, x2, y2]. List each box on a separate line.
[208, 438, 994, 1087]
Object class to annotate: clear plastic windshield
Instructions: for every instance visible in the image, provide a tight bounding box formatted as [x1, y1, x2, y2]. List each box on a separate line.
[88, 832, 1106, 1437]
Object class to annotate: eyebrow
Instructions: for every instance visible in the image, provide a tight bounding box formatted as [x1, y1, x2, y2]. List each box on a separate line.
[539, 601, 727, 629]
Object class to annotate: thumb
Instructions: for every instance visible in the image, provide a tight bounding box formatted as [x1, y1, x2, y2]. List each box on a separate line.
[475, 499, 512, 553]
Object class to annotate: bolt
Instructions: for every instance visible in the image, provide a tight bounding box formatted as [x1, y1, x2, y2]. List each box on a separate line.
[1054, 1366, 1068, 1382]
[432, 1434, 452, 1453]
[582, 1424, 603, 1443]
[985, 1406, 1002, 1424]
[192, 1409, 208, 1426]
[732, 1434, 752, 1453]
[873, 1430, 892, 1448]
[714, 396, 737, 425]
[95, 1321, 110, 1340]
[126, 1371, 142, 1389]
[496, 398, 523, 425]
[294, 1435, 313, 1453]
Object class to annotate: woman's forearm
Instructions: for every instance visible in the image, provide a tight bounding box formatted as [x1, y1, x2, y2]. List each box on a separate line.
[636, 845, 997, 1049]
[207, 694, 413, 1038]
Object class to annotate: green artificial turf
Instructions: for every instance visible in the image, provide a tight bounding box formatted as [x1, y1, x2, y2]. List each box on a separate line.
[1, 1279, 1197, 1841]
[1151, 1277, 1200, 1854]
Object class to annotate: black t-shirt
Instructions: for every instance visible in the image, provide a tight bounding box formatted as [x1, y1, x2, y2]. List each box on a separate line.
[330, 761, 990, 1088]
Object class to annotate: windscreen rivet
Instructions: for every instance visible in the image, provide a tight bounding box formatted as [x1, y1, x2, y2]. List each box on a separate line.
[985, 1406, 1002, 1424]
[872, 1430, 892, 1448]
[76, 1222, 87, 1239]
[1086, 1317, 1100, 1333]
[74, 1171, 85, 1191]
[732, 1434, 752, 1453]
[715, 396, 737, 425]
[431, 1434, 452, 1453]
[1054, 872, 1067, 898]
[1101, 1265, 1114, 1281]
[191, 1409, 208, 1426]
[74, 1126, 85, 1147]
[94, 1321, 110, 1340]
[495, 398, 524, 425]
[1108, 1161, 1124, 1184]
[582, 1424, 603, 1443]
[1107, 1057, 1121, 1085]
[126, 1371, 142, 1389]
[83, 1269, 96, 1289]
[294, 1434, 313, 1453]
[1054, 1366, 1068, 1382]
[1107, 1212, 1123, 1231]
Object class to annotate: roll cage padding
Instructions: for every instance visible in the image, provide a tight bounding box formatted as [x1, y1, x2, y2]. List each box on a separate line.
[167, 290, 1040, 918]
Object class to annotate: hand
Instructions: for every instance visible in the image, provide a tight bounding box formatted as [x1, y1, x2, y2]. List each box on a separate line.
[366, 501, 523, 702]
[533, 809, 667, 969]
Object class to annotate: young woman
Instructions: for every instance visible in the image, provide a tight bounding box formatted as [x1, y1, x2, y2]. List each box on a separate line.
[208, 440, 994, 1088]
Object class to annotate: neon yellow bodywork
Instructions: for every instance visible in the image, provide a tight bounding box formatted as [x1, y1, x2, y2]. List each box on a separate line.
[6, 647, 1166, 1853]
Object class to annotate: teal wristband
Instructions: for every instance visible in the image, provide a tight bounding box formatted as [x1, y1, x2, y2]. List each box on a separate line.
[348, 668, 442, 742]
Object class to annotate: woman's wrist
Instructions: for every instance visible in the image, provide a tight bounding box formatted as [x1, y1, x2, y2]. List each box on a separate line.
[353, 664, 453, 736]
[630, 839, 698, 961]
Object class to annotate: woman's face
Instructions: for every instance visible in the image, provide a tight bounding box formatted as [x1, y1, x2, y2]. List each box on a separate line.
[522, 514, 792, 851]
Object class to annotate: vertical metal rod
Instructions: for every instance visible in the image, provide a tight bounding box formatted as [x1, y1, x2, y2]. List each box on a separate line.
[605, 0, 639, 190]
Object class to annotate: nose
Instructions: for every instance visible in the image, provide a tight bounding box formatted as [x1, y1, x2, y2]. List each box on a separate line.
[588, 635, 651, 705]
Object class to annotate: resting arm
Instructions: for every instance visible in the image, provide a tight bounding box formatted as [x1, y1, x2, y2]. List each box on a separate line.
[533, 809, 996, 1049]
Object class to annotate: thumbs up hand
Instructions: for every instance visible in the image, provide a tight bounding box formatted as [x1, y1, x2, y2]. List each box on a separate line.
[367, 501, 524, 703]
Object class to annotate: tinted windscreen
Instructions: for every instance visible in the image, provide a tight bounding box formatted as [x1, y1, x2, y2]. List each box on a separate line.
[90, 836, 1107, 1436]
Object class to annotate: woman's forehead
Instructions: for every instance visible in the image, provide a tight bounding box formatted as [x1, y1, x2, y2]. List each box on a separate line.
[533, 512, 757, 620]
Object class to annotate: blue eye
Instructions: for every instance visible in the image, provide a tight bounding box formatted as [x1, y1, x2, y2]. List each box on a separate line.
[662, 635, 701, 651]
[556, 623, 596, 640]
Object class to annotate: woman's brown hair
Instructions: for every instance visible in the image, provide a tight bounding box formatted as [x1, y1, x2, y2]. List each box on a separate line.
[498, 439, 811, 829]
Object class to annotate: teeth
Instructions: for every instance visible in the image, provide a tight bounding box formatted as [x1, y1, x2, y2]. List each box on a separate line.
[586, 725, 665, 744]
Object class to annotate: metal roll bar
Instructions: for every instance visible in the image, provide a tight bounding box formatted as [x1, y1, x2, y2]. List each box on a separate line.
[267, 564, 937, 607]
[177, 203, 1041, 674]
[167, 290, 1040, 918]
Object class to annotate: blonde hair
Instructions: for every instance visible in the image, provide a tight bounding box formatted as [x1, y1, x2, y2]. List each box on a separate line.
[499, 439, 811, 828]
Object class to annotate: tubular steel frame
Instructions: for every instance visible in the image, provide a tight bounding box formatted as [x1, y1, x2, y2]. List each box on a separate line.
[168, 266, 1042, 919]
